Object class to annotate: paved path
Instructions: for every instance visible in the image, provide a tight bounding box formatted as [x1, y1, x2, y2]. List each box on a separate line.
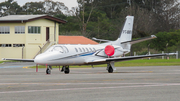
[0, 65, 180, 101]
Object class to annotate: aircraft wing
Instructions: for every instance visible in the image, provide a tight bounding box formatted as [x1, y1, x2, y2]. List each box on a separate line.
[2, 58, 34, 62]
[87, 53, 177, 64]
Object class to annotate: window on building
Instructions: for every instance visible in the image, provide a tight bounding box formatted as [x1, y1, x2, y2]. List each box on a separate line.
[0, 44, 11, 47]
[28, 26, 41, 34]
[13, 44, 25, 47]
[15, 26, 25, 34]
[0, 26, 10, 34]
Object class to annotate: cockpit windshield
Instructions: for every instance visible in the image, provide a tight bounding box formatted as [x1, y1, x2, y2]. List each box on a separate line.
[45, 46, 64, 53]
[53, 46, 64, 53]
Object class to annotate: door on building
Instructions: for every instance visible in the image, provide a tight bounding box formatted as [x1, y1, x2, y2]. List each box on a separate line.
[46, 27, 50, 41]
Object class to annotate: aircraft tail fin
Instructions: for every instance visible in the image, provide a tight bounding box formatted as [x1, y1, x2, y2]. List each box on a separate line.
[113, 16, 134, 51]
[118, 16, 134, 43]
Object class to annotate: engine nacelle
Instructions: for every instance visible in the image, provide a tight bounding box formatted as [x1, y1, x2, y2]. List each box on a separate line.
[104, 45, 115, 56]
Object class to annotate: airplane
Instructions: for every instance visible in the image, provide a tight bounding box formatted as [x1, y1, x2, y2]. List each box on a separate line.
[2, 16, 176, 74]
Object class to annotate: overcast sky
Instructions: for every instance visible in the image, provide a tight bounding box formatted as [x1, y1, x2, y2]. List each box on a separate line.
[13, 0, 78, 9]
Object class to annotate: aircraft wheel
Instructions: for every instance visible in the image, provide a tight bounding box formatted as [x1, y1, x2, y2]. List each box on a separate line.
[46, 68, 51, 74]
[108, 66, 113, 73]
[64, 66, 70, 74]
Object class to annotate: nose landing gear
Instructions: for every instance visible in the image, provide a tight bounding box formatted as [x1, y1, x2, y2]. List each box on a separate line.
[46, 66, 52, 74]
[61, 66, 70, 74]
[45, 65, 70, 74]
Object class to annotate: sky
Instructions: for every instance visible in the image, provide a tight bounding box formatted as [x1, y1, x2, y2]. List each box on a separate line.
[13, 0, 78, 9]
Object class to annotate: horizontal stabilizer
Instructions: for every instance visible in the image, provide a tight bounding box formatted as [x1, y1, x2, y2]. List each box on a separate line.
[92, 37, 110, 42]
[2, 58, 34, 62]
[121, 35, 157, 45]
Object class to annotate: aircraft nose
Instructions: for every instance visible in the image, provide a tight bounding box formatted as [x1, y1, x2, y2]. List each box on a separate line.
[34, 54, 46, 65]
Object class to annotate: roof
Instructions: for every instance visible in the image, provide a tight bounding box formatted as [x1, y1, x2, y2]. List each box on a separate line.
[0, 15, 66, 23]
[59, 36, 98, 45]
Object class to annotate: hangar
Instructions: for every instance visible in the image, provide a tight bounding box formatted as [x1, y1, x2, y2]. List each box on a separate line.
[0, 15, 66, 59]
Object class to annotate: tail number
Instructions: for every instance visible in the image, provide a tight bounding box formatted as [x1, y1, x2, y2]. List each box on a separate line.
[122, 30, 132, 34]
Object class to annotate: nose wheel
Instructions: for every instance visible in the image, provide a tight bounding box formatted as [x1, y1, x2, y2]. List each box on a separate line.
[46, 66, 52, 74]
[61, 66, 70, 74]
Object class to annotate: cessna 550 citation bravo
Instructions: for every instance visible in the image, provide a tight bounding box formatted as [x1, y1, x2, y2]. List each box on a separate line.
[2, 16, 176, 74]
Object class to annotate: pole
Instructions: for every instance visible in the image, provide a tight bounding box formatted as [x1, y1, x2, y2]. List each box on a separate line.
[148, 44, 150, 55]
[22, 46, 24, 59]
[36, 65, 38, 72]
[166, 43, 169, 59]
[162, 51, 164, 59]
[176, 51, 178, 59]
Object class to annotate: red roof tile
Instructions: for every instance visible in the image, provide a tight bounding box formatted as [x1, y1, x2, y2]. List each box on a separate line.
[59, 36, 98, 44]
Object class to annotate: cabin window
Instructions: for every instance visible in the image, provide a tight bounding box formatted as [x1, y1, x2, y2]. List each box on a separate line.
[0, 26, 10, 34]
[89, 48, 92, 52]
[15, 26, 25, 34]
[93, 48, 96, 51]
[86, 48, 89, 52]
[28, 26, 41, 34]
[82, 48, 85, 52]
[79, 48, 82, 52]
[75, 48, 78, 52]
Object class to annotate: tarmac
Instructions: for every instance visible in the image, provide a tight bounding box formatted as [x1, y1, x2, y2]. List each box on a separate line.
[0, 62, 180, 101]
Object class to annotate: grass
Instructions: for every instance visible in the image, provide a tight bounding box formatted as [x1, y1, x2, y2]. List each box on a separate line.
[0, 61, 3, 64]
[114, 59, 180, 67]
[30, 59, 180, 68]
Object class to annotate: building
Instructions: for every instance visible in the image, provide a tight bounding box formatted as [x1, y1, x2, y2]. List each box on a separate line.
[58, 36, 98, 44]
[0, 15, 66, 59]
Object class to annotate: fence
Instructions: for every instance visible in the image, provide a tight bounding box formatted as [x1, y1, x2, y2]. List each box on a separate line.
[133, 51, 179, 59]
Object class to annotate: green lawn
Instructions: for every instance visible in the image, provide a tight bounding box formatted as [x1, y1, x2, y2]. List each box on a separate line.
[30, 59, 180, 68]
[114, 59, 180, 67]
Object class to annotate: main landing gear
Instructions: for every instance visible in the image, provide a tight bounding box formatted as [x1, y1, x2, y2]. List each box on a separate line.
[106, 62, 115, 73]
[61, 66, 70, 74]
[107, 64, 113, 73]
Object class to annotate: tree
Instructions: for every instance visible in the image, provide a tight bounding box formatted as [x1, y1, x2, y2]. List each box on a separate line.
[0, 0, 21, 16]
[72, 0, 97, 36]
[22, 0, 68, 15]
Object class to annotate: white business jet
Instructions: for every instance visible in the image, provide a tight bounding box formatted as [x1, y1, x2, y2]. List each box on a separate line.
[3, 16, 176, 74]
